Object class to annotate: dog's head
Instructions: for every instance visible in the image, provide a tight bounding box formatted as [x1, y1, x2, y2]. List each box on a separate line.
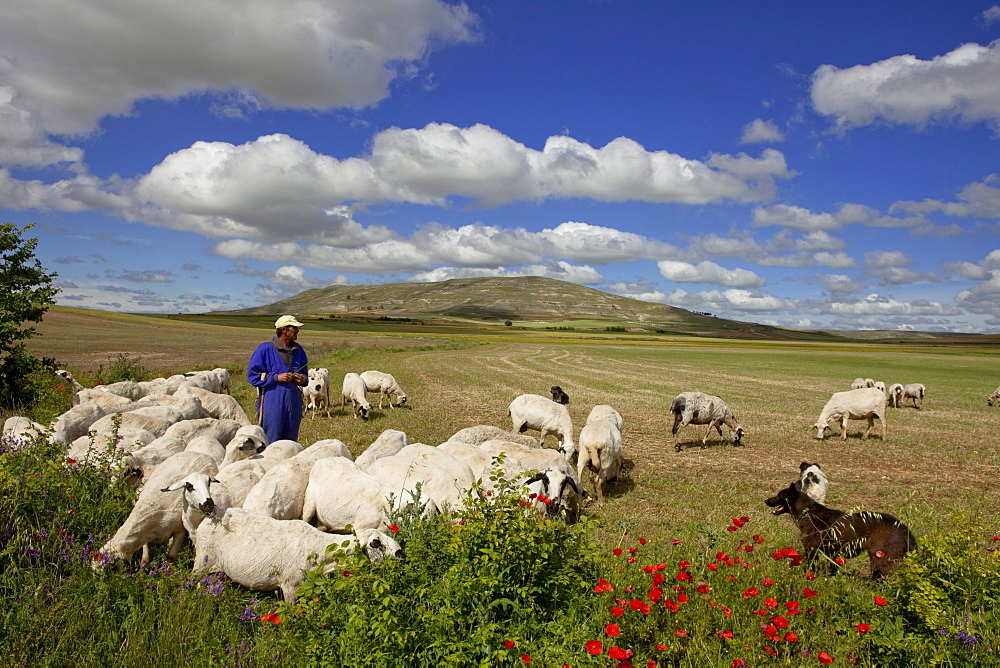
[764, 482, 799, 516]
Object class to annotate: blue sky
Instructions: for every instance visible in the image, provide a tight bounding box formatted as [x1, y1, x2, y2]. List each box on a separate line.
[3, 1, 1000, 333]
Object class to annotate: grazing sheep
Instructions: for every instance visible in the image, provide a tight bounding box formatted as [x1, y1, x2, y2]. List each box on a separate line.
[507, 393, 576, 459]
[136, 394, 205, 420]
[88, 405, 184, 439]
[576, 418, 623, 504]
[397, 443, 477, 493]
[669, 391, 745, 452]
[367, 454, 467, 513]
[72, 389, 132, 412]
[478, 439, 585, 518]
[988, 386, 1000, 407]
[184, 435, 227, 465]
[798, 461, 829, 505]
[302, 457, 396, 532]
[192, 509, 401, 603]
[341, 373, 372, 419]
[851, 377, 866, 390]
[302, 368, 331, 419]
[3, 416, 45, 442]
[902, 383, 925, 409]
[813, 387, 887, 440]
[586, 405, 624, 433]
[95, 380, 145, 401]
[550, 385, 570, 405]
[66, 427, 158, 462]
[355, 429, 410, 471]
[887, 383, 904, 408]
[873, 381, 886, 394]
[448, 425, 539, 448]
[360, 370, 408, 409]
[242, 457, 317, 520]
[95, 451, 218, 565]
[865, 378, 875, 388]
[522, 466, 585, 522]
[174, 386, 251, 425]
[162, 471, 228, 538]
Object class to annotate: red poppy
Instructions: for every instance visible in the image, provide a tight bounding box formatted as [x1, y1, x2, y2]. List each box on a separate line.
[834, 557, 846, 566]
[656, 644, 667, 651]
[665, 599, 680, 612]
[586, 640, 603, 655]
[784, 632, 798, 643]
[764, 646, 777, 658]
[763, 624, 778, 641]
[261, 613, 281, 624]
[771, 616, 789, 629]
[504, 640, 515, 649]
[521, 654, 531, 664]
[646, 661, 656, 668]
[613, 548, 623, 556]
[707, 563, 719, 571]
[608, 647, 632, 660]
[764, 597, 778, 609]
[732, 660, 746, 667]
[612, 606, 624, 617]
[805, 571, 816, 580]
[717, 630, 733, 640]
[651, 572, 665, 584]
[389, 524, 399, 533]
[818, 651, 834, 664]
[606, 624, 621, 637]
[629, 547, 638, 554]
[857, 623, 870, 634]
[678, 560, 691, 569]
[595, 579, 614, 593]
[627, 557, 636, 563]
[803, 588, 817, 598]
[639, 538, 647, 545]
[676, 572, 692, 582]
[696, 583, 711, 594]
[674, 630, 688, 638]
[726, 525, 738, 532]
[786, 600, 800, 612]
[742, 587, 759, 598]
[66, 458, 76, 464]
[677, 593, 688, 603]
[873, 596, 888, 606]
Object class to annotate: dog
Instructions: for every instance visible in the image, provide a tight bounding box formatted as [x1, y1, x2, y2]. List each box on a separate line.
[550, 385, 570, 405]
[765, 482, 916, 579]
[798, 461, 829, 505]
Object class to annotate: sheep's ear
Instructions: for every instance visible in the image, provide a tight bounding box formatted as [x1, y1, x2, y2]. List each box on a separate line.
[161, 480, 187, 493]
[209, 478, 220, 484]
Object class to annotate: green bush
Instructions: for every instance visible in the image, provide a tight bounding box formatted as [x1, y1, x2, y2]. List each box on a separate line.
[94, 352, 151, 385]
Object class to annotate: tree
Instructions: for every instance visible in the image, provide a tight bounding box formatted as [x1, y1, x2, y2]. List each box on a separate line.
[1, 223, 60, 408]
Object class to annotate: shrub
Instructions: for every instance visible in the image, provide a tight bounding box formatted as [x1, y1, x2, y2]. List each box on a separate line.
[94, 352, 151, 385]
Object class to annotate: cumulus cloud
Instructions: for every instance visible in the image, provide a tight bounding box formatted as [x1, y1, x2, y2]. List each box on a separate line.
[666, 287, 792, 314]
[983, 6, 1000, 26]
[817, 274, 865, 294]
[0, 0, 478, 140]
[657, 260, 766, 288]
[891, 174, 1000, 220]
[956, 274, 1000, 315]
[811, 40, 1000, 132]
[410, 261, 603, 285]
[605, 280, 668, 304]
[740, 119, 785, 144]
[752, 204, 840, 231]
[815, 293, 961, 317]
[755, 202, 961, 236]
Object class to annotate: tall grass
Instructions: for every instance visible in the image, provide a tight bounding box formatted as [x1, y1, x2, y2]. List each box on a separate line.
[3, 335, 999, 664]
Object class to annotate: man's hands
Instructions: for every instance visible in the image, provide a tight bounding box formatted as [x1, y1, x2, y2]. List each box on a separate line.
[278, 372, 305, 384]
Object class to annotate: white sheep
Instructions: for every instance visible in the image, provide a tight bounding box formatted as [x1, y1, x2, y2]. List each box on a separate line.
[174, 386, 250, 425]
[397, 443, 477, 493]
[72, 388, 132, 412]
[302, 457, 396, 532]
[887, 383, 904, 408]
[576, 418, 623, 504]
[669, 391, 745, 452]
[360, 370, 408, 409]
[88, 405, 184, 439]
[586, 404, 624, 432]
[55, 369, 85, 393]
[302, 368, 331, 419]
[355, 429, 410, 471]
[298, 439, 353, 462]
[2, 416, 45, 443]
[341, 373, 372, 419]
[249, 439, 305, 472]
[988, 386, 1000, 407]
[367, 454, 467, 513]
[478, 438, 586, 518]
[242, 457, 318, 520]
[851, 377, 867, 390]
[520, 465, 586, 522]
[219, 425, 269, 468]
[507, 393, 576, 459]
[448, 425, 539, 448]
[162, 418, 244, 446]
[95, 451, 218, 565]
[902, 383, 925, 409]
[184, 435, 227, 465]
[813, 387, 887, 440]
[67, 427, 158, 462]
[95, 380, 145, 401]
[49, 403, 107, 445]
[873, 381, 886, 394]
[135, 394, 205, 420]
[191, 509, 401, 603]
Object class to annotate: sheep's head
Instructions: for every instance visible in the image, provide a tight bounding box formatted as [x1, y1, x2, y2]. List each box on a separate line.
[358, 405, 369, 420]
[356, 528, 404, 563]
[162, 473, 217, 517]
[396, 395, 407, 407]
[812, 421, 829, 439]
[524, 468, 584, 522]
[732, 427, 745, 447]
[989, 395, 997, 407]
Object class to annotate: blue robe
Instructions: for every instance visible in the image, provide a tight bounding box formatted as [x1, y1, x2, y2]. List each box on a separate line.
[247, 339, 308, 443]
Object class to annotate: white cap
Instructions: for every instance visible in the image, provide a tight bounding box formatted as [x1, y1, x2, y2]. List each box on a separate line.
[274, 315, 304, 328]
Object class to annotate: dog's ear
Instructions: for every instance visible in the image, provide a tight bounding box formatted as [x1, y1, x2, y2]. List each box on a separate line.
[799, 461, 810, 473]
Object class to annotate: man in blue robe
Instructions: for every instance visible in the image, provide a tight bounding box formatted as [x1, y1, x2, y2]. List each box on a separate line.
[247, 315, 309, 443]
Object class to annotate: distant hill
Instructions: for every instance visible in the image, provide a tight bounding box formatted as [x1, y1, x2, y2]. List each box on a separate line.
[218, 276, 848, 341]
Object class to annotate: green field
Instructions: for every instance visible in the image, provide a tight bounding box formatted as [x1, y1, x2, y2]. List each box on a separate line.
[4, 309, 1000, 665]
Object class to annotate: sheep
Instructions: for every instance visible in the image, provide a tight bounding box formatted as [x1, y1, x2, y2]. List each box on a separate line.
[799, 461, 829, 505]
[162, 418, 244, 446]
[302, 368, 331, 419]
[447, 425, 539, 448]
[397, 443, 477, 493]
[341, 373, 372, 419]
[72, 388, 132, 412]
[165, 465, 264, 537]
[2, 416, 45, 442]
[507, 393, 576, 459]
[219, 425, 268, 468]
[87, 405, 184, 439]
[67, 427, 158, 462]
[478, 439, 586, 518]
[367, 454, 467, 513]
[297, 439, 352, 462]
[521, 465, 586, 523]
[851, 377, 867, 390]
[55, 369, 85, 393]
[887, 383, 904, 408]
[135, 394, 205, 420]
[191, 509, 401, 603]
[360, 370, 408, 409]
[902, 383, 925, 409]
[873, 381, 886, 394]
[249, 439, 305, 471]
[242, 457, 318, 521]
[137, 435, 187, 457]
[586, 404, 624, 433]
[576, 418, 623, 504]
[174, 386, 251, 425]
[550, 385, 570, 405]
[120, 447, 177, 490]
[988, 386, 1000, 407]
[813, 387, 887, 440]
[95, 451, 218, 566]
[49, 403, 106, 445]
[302, 457, 396, 532]
[355, 429, 410, 471]
[184, 435, 227, 465]
[669, 391, 745, 452]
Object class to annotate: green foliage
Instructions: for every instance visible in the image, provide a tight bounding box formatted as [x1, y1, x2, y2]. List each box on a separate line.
[281, 469, 602, 666]
[94, 352, 152, 385]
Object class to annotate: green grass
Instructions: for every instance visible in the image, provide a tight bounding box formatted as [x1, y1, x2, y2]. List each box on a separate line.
[4, 322, 1000, 665]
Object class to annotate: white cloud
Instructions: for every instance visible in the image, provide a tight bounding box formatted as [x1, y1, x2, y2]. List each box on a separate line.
[409, 261, 603, 285]
[945, 260, 992, 280]
[666, 287, 791, 313]
[817, 274, 865, 294]
[956, 274, 1000, 315]
[811, 40, 1000, 131]
[605, 281, 668, 304]
[657, 260, 766, 288]
[740, 119, 785, 144]
[864, 250, 913, 268]
[983, 6, 1000, 25]
[752, 204, 840, 231]
[821, 293, 960, 316]
[891, 174, 1000, 220]
[0, 0, 478, 138]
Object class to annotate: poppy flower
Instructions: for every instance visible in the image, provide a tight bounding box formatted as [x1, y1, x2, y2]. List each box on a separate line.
[629, 547, 638, 554]
[595, 579, 614, 593]
[261, 613, 281, 624]
[586, 640, 603, 655]
[717, 630, 733, 640]
[732, 660, 746, 667]
[856, 623, 870, 634]
[762, 624, 778, 641]
[784, 632, 798, 643]
[764, 597, 778, 609]
[66, 458, 76, 464]
[656, 644, 667, 651]
[707, 563, 719, 571]
[521, 654, 531, 663]
[834, 557, 846, 566]
[742, 587, 759, 598]
[389, 524, 399, 533]
[805, 571, 816, 580]
[676, 572, 692, 582]
[639, 538, 648, 545]
[613, 548, 623, 556]
[696, 583, 711, 594]
[504, 640, 515, 649]
[649, 587, 663, 603]
[764, 646, 777, 658]
[677, 593, 689, 603]
[608, 647, 632, 660]
[606, 624, 621, 637]
[674, 630, 688, 638]
[803, 588, 817, 599]
[671, 539, 682, 545]
[818, 651, 834, 664]
[786, 600, 800, 612]
[771, 616, 789, 629]
[873, 596, 888, 606]
[612, 606, 625, 617]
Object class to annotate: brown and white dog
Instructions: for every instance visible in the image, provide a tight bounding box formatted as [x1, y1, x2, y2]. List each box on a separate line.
[765, 481, 917, 579]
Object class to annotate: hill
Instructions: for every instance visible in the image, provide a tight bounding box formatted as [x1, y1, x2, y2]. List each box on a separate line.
[218, 276, 842, 341]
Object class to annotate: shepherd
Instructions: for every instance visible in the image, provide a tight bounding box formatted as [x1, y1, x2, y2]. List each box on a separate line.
[247, 315, 309, 443]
